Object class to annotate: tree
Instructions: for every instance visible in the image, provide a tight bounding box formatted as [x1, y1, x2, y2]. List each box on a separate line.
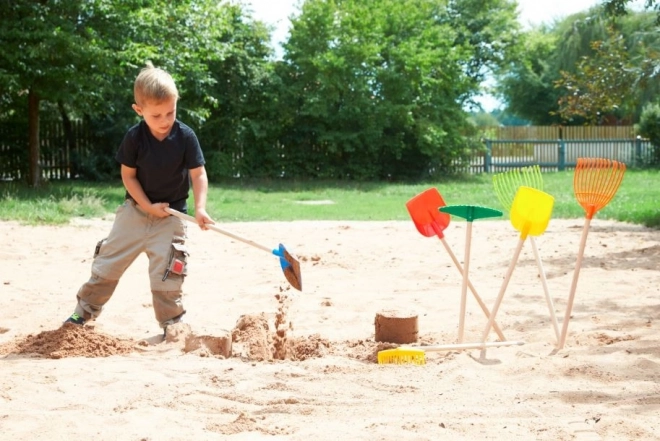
[496, 5, 659, 125]
[495, 29, 564, 125]
[193, 3, 282, 179]
[554, 28, 638, 124]
[278, 0, 520, 179]
[0, 1, 123, 186]
[0, 0, 228, 186]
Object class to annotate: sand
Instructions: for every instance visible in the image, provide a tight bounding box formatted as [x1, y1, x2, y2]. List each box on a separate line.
[0, 215, 659, 440]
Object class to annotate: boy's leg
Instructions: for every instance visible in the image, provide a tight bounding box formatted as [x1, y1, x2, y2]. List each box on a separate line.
[71, 201, 147, 322]
[146, 215, 188, 328]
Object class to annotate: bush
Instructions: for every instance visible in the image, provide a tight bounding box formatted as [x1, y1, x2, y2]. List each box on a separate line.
[638, 103, 660, 166]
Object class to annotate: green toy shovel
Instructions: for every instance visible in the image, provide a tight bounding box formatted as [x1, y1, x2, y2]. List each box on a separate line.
[439, 205, 503, 343]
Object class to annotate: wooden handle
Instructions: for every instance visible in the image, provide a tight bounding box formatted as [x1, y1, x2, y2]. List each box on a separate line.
[165, 208, 272, 254]
[530, 237, 560, 342]
[440, 238, 506, 341]
[403, 340, 524, 352]
[479, 237, 525, 359]
[558, 218, 592, 349]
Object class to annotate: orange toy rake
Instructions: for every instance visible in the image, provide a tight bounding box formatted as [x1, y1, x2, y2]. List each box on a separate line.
[557, 158, 626, 350]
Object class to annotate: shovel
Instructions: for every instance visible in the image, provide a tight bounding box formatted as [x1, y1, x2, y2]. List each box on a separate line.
[439, 204, 503, 343]
[478, 186, 554, 359]
[406, 189, 506, 341]
[165, 208, 302, 291]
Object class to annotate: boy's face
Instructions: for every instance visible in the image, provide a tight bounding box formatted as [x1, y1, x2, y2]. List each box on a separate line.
[132, 98, 177, 141]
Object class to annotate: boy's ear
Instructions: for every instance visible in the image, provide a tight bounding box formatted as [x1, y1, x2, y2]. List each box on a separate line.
[132, 104, 142, 116]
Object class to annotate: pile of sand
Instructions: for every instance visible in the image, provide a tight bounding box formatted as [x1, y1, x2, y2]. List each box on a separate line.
[0, 323, 135, 359]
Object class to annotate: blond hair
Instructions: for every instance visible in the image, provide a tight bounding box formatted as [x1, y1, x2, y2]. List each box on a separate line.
[134, 61, 179, 106]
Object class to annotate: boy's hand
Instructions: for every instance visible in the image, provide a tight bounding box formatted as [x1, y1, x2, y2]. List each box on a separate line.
[149, 202, 171, 218]
[194, 208, 215, 230]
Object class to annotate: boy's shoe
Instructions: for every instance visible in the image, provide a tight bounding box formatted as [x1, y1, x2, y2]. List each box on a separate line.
[163, 318, 188, 341]
[162, 315, 185, 339]
[64, 313, 86, 325]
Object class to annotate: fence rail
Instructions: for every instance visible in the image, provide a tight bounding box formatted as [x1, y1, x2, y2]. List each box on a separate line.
[466, 137, 654, 174]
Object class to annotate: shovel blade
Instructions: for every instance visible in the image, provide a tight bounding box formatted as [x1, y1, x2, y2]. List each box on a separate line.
[273, 244, 303, 291]
[510, 186, 554, 238]
[405, 188, 451, 238]
[439, 205, 502, 222]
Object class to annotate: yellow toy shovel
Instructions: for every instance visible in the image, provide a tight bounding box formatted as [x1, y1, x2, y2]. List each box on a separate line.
[493, 166, 560, 342]
[478, 186, 554, 359]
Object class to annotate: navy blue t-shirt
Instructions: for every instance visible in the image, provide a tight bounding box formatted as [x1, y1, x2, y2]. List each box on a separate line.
[115, 120, 205, 213]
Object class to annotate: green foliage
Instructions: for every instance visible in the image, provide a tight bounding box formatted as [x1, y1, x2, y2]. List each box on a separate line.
[497, 6, 660, 126]
[5, 0, 656, 184]
[604, 0, 660, 23]
[554, 28, 637, 124]
[277, 0, 520, 180]
[638, 102, 660, 165]
[194, 3, 281, 180]
[0, 0, 239, 185]
[469, 112, 501, 128]
[495, 28, 564, 124]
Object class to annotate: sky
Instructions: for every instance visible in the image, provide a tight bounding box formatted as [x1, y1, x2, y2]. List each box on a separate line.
[243, 0, 645, 110]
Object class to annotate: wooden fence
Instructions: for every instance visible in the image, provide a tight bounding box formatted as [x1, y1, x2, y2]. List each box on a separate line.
[481, 125, 638, 140]
[471, 137, 653, 174]
[0, 123, 655, 180]
[0, 119, 93, 181]
[455, 126, 654, 174]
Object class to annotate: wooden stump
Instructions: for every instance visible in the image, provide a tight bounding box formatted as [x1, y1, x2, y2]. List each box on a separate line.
[374, 310, 418, 344]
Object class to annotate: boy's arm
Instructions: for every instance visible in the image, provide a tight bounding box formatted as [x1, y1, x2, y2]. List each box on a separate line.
[189, 165, 214, 230]
[120, 165, 170, 217]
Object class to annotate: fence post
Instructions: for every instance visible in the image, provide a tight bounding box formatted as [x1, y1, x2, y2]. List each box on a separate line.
[558, 139, 566, 171]
[635, 136, 642, 167]
[484, 139, 492, 173]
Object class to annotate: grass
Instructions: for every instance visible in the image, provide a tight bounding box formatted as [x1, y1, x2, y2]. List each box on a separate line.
[0, 169, 658, 228]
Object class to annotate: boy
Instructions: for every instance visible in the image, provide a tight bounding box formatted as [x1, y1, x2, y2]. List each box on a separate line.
[64, 62, 214, 335]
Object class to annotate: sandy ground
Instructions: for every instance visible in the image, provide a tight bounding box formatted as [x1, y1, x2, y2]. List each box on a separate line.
[0, 213, 659, 440]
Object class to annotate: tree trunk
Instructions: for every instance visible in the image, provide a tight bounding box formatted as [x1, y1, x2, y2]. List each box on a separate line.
[28, 89, 40, 187]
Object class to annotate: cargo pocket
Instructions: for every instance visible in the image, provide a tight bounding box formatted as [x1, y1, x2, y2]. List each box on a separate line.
[162, 237, 189, 281]
[94, 238, 107, 258]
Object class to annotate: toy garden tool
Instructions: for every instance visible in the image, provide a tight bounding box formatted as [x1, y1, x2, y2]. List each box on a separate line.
[478, 186, 554, 360]
[406, 189, 506, 341]
[377, 340, 525, 365]
[557, 158, 626, 350]
[165, 208, 302, 291]
[439, 204, 503, 343]
[493, 165, 560, 342]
